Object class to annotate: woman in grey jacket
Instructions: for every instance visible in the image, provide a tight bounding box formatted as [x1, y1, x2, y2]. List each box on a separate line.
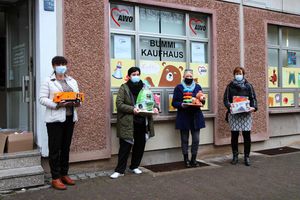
[40, 56, 80, 190]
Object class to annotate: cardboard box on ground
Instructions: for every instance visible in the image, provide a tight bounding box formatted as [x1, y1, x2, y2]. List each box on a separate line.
[0, 130, 34, 154]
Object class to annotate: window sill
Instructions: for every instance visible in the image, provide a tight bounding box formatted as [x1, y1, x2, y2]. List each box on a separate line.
[110, 113, 216, 124]
[269, 108, 300, 114]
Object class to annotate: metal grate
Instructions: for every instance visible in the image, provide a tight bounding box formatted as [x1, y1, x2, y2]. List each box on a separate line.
[255, 146, 300, 155]
[143, 161, 209, 172]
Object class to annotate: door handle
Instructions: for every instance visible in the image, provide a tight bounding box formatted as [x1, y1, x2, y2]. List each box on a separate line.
[22, 75, 30, 103]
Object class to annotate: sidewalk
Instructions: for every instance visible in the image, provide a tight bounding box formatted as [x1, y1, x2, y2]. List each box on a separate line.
[1, 151, 300, 200]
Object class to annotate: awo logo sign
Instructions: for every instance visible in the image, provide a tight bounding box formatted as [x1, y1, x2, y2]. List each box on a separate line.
[189, 18, 206, 35]
[198, 66, 207, 76]
[111, 7, 133, 27]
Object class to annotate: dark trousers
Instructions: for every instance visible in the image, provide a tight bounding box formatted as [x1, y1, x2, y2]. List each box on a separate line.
[115, 124, 146, 174]
[231, 131, 251, 156]
[46, 116, 75, 179]
[180, 129, 200, 155]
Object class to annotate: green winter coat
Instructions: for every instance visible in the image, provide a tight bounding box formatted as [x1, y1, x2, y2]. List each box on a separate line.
[116, 83, 156, 140]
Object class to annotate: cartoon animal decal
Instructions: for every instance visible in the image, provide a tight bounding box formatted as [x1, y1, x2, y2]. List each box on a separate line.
[269, 69, 277, 85]
[145, 62, 183, 87]
[158, 62, 183, 87]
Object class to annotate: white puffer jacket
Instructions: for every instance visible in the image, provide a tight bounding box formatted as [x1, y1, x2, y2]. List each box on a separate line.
[39, 74, 79, 123]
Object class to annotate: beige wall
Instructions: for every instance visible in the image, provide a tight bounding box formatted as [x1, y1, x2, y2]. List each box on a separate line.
[269, 115, 300, 137]
[220, 0, 300, 15]
[111, 119, 214, 155]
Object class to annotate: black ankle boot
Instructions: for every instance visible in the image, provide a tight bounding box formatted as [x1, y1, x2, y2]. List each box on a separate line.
[231, 151, 238, 165]
[244, 155, 250, 166]
[190, 154, 200, 167]
[183, 154, 191, 168]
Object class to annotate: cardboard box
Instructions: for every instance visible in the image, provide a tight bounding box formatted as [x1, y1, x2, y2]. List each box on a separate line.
[0, 131, 33, 154]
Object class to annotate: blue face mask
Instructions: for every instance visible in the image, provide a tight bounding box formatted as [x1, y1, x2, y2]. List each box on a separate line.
[131, 76, 140, 83]
[235, 75, 243, 81]
[55, 65, 67, 74]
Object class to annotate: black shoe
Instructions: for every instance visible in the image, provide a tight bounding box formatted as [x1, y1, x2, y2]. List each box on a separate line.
[184, 160, 191, 168]
[231, 155, 238, 165]
[231, 151, 239, 165]
[244, 157, 250, 166]
[183, 154, 191, 168]
[190, 154, 200, 167]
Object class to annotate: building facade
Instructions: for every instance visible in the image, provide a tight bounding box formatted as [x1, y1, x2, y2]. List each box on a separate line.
[1, 0, 300, 164]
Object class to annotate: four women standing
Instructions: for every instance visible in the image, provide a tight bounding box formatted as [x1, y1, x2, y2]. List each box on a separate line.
[40, 61, 257, 189]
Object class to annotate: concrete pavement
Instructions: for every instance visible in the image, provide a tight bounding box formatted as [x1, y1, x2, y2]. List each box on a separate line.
[1, 151, 300, 200]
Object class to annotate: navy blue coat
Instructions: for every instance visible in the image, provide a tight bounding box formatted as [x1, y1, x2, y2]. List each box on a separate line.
[172, 84, 206, 131]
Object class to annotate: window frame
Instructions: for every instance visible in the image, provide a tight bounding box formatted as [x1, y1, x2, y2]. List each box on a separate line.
[268, 24, 300, 111]
[109, 2, 212, 118]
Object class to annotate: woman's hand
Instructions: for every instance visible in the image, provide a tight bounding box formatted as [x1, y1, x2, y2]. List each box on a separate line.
[181, 103, 188, 108]
[153, 108, 159, 113]
[133, 107, 140, 115]
[57, 101, 80, 108]
[249, 107, 255, 112]
[73, 102, 81, 107]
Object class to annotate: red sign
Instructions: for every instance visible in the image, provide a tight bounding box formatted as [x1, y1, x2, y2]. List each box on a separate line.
[111, 7, 133, 27]
[189, 18, 206, 35]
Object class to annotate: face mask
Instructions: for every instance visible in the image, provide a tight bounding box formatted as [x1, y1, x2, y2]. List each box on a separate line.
[235, 75, 243, 81]
[184, 78, 193, 85]
[131, 76, 140, 83]
[55, 66, 67, 74]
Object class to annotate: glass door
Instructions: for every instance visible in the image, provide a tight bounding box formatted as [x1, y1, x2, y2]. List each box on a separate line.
[0, 0, 33, 132]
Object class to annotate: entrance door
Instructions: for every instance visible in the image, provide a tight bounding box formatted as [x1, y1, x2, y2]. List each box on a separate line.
[0, 0, 33, 132]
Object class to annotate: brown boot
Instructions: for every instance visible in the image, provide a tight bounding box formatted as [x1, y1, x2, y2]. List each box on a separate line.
[61, 176, 75, 185]
[52, 179, 67, 190]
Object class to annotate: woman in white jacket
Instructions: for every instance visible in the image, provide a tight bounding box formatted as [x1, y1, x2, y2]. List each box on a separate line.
[39, 56, 80, 190]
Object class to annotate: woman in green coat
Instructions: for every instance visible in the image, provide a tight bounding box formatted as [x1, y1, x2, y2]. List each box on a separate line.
[110, 67, 159, 179]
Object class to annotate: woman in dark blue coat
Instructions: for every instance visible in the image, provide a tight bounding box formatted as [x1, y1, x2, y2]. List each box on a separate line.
[172, 69, 205, 167]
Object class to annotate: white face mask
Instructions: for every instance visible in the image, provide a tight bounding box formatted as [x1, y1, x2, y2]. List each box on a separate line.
[55, 65, 67, 74]
[235, 75, 243, 81]
[131, 75, 140, 83]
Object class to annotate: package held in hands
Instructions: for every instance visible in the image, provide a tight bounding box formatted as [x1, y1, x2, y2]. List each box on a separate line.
[230, 96, 250, 114]
[135, 85, 155, 112]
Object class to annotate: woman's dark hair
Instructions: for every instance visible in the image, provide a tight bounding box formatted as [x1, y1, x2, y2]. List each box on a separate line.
[127, 67, 141, 76]
[52, 56, 68, 66]
[233, 67, 245, 75]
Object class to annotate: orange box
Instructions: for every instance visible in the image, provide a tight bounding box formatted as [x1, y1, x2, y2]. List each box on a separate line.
[53, 92, 84, 103]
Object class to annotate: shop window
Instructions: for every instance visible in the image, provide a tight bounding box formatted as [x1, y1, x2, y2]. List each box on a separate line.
[268, 49, 279, 88]
[190, 42, 209, 88]
[267, 25, 279, 45]
[268, 25, 300, 110]
[110, 3, 211, 116]
[139, 37, 186, 62]
[282, 27, 300, 48]
[160, 11, 185, 36]
[139, 8, 159, 33]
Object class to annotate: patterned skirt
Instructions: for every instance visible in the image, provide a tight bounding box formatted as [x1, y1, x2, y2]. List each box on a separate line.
[228, 112, 252, 131]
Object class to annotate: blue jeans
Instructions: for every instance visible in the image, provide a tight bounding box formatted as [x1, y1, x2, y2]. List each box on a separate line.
[180, 129, 200, 155]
